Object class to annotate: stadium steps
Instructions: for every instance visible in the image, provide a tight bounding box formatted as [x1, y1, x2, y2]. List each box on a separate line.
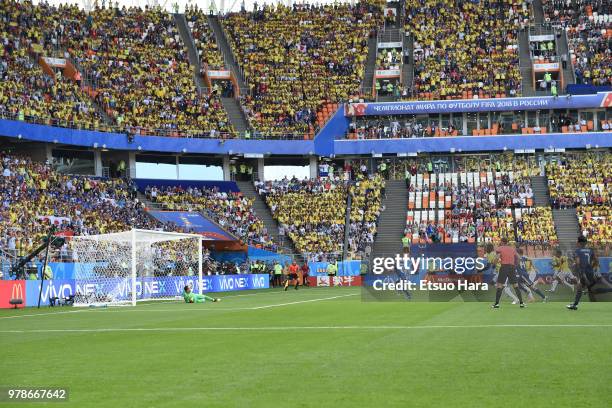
[530, 176, 550, 206]
[174, 13, 209, 94]
[63, 56, 114, 125]
[362, 35, 378, 96]
[207, 15, 247, 90]
[136, 192, 163, 212]
[518, 30, 536, 96]
[532, 0, 545, 24]
[135, 191, 168, 227]
[378, 95, 397, 102]
[235, 181, 302, 261]
[402, 33, 414, 94]
[378, 28, 402, 43]
[372, 180, 408, 258]
[556, 29, 576, 87]
[221, 97, 249, 135]
[552, 208, 581, 250]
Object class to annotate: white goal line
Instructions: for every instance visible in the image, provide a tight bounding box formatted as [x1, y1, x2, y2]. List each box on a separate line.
[3, 323, 612, 334]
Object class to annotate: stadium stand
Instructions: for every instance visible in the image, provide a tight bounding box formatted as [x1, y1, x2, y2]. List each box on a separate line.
[0, 153, 160, 256]
[0, 1, 104, 130]
[545, 152, 610, 244]
[185, 7, 225, 70]
[515, 207, 558, 245]
[404, 0, 528, 100]
[545, 152, 611, 208]
[577, 205, 611, 244]
[254, 173, 384, 260]
[255, 178, 347, 260]
[542, 0, 611, 86]
[404, 156, 543, 244]
[222, 1, 383, 138]
[347, 174, 384, 258]
[66, 5, 234, 137]
[145, 185, 275, 250]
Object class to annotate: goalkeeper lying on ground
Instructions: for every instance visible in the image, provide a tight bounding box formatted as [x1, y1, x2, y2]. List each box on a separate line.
[182, 285, 221, 303]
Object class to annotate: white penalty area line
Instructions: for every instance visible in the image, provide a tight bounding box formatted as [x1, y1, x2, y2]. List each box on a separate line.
[0, 293, 358, 319]
[249, 293, 358, 310]
[3, 323, 612, 334]
[86, 293, 359, 313]
[0, 309, 88, 320]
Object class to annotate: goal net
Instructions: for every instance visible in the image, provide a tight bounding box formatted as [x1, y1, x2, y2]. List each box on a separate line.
[70, 229, 203, 307]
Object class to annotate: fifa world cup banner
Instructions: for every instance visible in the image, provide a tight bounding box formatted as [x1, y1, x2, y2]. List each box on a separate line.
[308, 276, 362, 287]
[0, 280, 26, 308]
[345, 92, 612, 117]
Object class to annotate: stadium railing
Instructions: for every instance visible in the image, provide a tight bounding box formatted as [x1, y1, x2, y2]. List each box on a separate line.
[0, 112, 313, 140]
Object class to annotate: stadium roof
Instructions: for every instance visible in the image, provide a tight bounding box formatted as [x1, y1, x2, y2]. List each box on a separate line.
[37, 0, 353, 13]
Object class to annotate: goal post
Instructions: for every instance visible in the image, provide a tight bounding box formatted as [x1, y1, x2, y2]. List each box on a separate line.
[70, 229, 203, 307]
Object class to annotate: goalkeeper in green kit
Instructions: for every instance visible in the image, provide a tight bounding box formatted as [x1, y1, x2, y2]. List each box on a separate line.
[182, 285, 221, 303]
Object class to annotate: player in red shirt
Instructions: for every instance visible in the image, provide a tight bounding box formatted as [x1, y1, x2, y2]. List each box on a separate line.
[284, 261, 300, 291]
[301, 262, 310, 287]
[492, 238, 525, 308]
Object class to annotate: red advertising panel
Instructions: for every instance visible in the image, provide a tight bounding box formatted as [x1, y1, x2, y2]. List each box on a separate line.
[0, 280, 26, 308]
[308, 276, 362, 287]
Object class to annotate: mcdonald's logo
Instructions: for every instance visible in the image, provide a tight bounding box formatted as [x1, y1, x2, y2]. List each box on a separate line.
[11, 281, 24, 300]
[0, 280, 26, 308]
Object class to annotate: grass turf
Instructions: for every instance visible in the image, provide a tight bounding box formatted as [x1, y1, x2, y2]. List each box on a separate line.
[1, 286, 611, 407]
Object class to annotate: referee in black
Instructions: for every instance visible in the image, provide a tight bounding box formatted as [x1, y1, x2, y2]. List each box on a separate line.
[492, 238, 525, 308]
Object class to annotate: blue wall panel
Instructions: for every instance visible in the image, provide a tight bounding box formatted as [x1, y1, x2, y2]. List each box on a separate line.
[2, 118, 611, 157]
[313, 104, 350, 156]
[0, 119, 314, 155]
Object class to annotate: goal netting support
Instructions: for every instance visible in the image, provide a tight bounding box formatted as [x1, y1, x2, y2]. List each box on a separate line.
[70, 229, 203, 307]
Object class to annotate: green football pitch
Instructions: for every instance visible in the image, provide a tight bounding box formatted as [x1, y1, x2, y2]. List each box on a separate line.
[1, 287, 611, 408]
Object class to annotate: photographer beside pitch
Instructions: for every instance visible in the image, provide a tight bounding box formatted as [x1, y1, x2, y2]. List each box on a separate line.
[492, 238, 525, 308]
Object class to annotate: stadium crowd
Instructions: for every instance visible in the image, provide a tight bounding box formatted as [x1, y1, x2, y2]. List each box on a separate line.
[66, 5, 233, 137]
[577, 205, 611, 244]
[546, 153, 611, 208]
[185, 6, 225, 70]
[0, 0, 103, 130]
[404, 156, 547, 245]
[545, 153, 610, 244]
[0, 153, 160, 257]
[145, 185, 275, 250]
[347, 174, 384, 258]
[515, 207, 558, 245]
[543, 0, 611, 86]
[404, 0, 527, 100]
[256, 177, 347, 261]
[222, 1, 382, 137]
[376, 48, 402, 70]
